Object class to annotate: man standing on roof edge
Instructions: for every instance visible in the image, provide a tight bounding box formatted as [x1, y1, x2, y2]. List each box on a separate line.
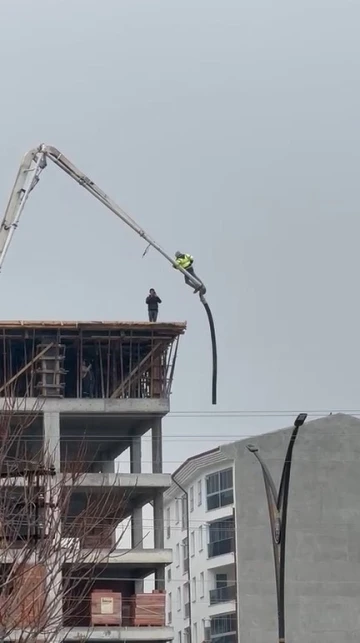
[146, 288, 162, 322]
[174, 251, 204, 293]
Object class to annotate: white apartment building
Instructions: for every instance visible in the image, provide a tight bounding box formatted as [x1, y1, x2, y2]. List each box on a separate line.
[164, 448, 237, 643]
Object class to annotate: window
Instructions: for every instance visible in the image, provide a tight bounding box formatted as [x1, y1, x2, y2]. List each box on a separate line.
[168, 592, 172, 624]
[198, 525, 203, 551]
[177, 586, 181, 610]
[210, 613, 236, 636]
[166, 507, 171, 538]
[216, 573, 227, 588]
[167, 567, 172, 582]
[208, 518, 234, 558]
[178, 632, 182, 643]
[190, 531, 195, 556]
[197, 480, 202, 506]
[206, 468, 233, 510]
[204, 623, 211, 643]
[183, 583, 189, 618]
[200, 572, 205, 597]
[202, 620, 207, 643]
[193, 622, 198, 643]
[176, 543, 180, 567]
[181, 495, 187, 530]
[182, 537, 189, 573]
[175, 499, 180, 523]
[190, 486, 194, 512]
[184, 627, 191, 643]
[192, 576, 197, 602]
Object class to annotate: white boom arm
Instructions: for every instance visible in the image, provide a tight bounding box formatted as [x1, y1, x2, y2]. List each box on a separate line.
[0, 144, 217, 405]
[0, 144, 204, 293]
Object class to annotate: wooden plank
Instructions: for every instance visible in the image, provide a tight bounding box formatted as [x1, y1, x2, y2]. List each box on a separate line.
[110, 343, 164, 399]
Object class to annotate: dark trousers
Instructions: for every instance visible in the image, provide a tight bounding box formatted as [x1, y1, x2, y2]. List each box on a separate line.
[184, 265, 200, 286]
[148, 309, 158, 322]
[82, 373, 95, 397]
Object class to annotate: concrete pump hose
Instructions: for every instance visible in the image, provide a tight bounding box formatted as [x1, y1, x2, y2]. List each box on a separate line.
[200, 293, 217, 405]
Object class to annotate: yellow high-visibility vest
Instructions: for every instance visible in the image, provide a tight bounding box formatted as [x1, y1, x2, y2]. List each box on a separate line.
[175, 254, 193, 270]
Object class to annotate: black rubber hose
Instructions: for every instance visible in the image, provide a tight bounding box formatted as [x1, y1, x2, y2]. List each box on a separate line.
[201, 299, 218, 405]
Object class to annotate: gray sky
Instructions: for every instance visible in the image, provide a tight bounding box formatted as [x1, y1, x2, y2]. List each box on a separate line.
[0, 0, 360, 472]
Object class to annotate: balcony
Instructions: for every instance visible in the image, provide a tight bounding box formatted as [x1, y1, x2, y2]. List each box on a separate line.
[208, 538, 234, 558]
[209, 584, 236, 605]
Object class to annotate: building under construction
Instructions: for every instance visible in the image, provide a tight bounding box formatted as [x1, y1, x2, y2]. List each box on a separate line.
[0, 320, 185, 642]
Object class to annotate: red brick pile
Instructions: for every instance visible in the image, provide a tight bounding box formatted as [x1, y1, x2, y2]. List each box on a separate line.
[130, 590, 165, 627]
[0, 564, 46, 629]
[90, 590, 122, 626]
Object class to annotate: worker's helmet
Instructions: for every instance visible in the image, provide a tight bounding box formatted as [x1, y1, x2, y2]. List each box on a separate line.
[175, 251, 182, 258]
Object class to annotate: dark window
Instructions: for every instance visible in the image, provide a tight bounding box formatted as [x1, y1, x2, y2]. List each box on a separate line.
[181, 495, 187, 530]
[206, 468, 233, 510]
[183, 537, 189, 573]
[211, 613, 236, 636]
[208, 518, 234, 558]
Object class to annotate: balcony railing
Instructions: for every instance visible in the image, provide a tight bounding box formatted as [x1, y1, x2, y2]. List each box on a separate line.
[208, 537, 234, 558]
[210, 635, 237, 643]
[209, 584, 236, 605]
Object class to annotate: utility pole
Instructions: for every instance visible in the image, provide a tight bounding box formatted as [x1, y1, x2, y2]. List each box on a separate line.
[247, 412, 307, 643]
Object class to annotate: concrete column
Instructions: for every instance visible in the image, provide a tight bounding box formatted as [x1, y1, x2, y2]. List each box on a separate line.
[130, 436, 143, 593]
[154, 492, 165, 591]
[151, 419, 162, 474]
[43, 412, 60, 470]
[152, 421, 164, 590]
[153, 491, 164, 550]
[130, 436, 142, 474]
[102, 459, 115, 473]
[44, 481, 63, 637]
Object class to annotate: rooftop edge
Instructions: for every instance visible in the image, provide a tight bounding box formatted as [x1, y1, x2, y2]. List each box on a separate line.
[0, 320, 186, 332]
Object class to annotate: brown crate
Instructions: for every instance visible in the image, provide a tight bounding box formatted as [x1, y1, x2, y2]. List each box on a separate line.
[130, 592, 165, 627]
[91, 591, 122, 626]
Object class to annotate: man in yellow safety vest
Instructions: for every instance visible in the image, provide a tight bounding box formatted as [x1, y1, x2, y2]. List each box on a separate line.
[174, 251, 203, 292]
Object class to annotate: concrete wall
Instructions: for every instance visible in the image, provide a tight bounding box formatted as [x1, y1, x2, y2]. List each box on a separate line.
[222, 413, 360, 643]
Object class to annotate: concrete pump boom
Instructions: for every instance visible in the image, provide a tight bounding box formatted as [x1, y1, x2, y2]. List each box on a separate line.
[0, 144, 217, 404]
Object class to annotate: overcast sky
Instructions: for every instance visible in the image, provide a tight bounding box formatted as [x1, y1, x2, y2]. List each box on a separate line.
[0, 0, 360, 472]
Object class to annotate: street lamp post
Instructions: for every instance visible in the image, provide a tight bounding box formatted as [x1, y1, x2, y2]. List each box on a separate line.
[247, 412, 307, 643]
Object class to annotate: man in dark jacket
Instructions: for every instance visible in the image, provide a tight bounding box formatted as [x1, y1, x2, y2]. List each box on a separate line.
[146, 289, 162, 322]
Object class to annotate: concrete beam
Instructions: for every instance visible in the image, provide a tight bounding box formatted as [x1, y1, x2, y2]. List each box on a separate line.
[8, 628, 174, 642]
[66, 472, 171, 489]
[0, 548, 173, 566]
[0, 473, 172, 490]
[0, 397, 170, 415]
[68, 548, 173, 565]
[62, 627, 174, 641]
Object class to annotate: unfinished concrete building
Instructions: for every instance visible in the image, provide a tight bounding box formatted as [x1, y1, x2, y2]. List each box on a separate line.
[0, 320, 185, 642]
